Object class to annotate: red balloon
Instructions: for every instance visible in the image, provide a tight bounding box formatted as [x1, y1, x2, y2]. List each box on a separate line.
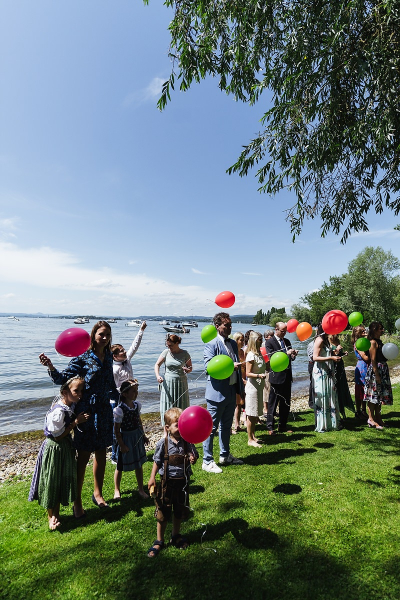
[215, 291, 235, 308]
[178, 406, 213, 444]
[287, 319, 299, 334]
[260, 346, 270, 363]
[55, 328, 91, 357]
[322, 310, 348, 335]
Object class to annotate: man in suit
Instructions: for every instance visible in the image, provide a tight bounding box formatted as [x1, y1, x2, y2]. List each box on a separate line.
[264, 321, 298, 434]
[202, 312, 245, 473]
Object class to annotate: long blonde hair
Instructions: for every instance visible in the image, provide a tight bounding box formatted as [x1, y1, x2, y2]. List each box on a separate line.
[246, 331, 262, 355]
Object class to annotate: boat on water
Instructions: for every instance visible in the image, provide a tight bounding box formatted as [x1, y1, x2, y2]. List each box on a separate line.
[74, 317, 86, 324]
[125, 319, 142, 327]
[8, 316, 20, 321]
[107, 318, 117, 323]
[181, 321, 198, 327]
[163, 325, 190, 334]
[160, 320, 171, 326]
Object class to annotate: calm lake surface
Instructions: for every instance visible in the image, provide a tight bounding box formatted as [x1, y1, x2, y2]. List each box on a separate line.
[0, 318, 311, 435]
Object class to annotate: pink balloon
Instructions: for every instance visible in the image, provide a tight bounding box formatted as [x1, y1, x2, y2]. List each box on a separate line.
[322, 310, 348, 335]
[178, 406, 213, 444]
[287, 319, 299, 334]
[55, 328, 91, 357]
[215, 291, 235, 308]
[261, 346, 270, 363]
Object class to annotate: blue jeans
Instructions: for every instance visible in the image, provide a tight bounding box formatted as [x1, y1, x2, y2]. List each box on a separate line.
[202, 388, 236, 463]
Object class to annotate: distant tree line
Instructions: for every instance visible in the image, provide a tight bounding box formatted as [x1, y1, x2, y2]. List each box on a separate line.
[252, 307, 288, 327]
[291, 247, 400, 332]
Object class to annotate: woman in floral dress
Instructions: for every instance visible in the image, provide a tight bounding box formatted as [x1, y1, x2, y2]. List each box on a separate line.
[39, 321, 118, 516]
[364, 321, 393, 429]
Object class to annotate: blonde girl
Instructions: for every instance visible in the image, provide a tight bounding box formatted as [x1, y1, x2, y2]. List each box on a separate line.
[245, 331, 267, 447]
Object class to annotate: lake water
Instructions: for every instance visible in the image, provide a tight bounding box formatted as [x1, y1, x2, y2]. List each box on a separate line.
[0, 318, 311, 435]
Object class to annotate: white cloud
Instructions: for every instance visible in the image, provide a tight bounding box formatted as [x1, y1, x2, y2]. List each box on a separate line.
[191, 268, 207, 275]
[0, 241, 294, 315]
[0, 217, 18, 239]
[1, 293, 15, 298]
[242, 272, 262, 276]
[350, 228, 400, 239]
[122, 77, 164, 108]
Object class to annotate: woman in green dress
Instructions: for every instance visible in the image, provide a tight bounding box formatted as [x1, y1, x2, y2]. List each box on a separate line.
[328, 334, 355, 420]
[154, 334, 192, 425]
[313, 325, 342, 432]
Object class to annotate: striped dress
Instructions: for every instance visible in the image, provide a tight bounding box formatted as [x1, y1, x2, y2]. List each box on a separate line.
[28, 399, 77, 508]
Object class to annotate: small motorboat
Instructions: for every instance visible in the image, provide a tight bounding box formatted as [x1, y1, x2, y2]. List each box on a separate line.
[125, 319, 142, 327]
[181, 321, 198, 327]
[160, 320, 171, 326]
[8, 316, 19, 321]
[107, 318, 117, 323]
[163, 325, 190, 334]
[74, 317, 86, 324]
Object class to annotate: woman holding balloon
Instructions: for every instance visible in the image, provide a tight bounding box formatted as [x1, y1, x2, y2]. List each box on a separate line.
[154, 334, 192, 426]
[312, 324, 342, 432]
[245, 332, 267, 447]
[364, 321, 393, 429]
[39, 321, 118, 515]
[352, 326, 369, 419]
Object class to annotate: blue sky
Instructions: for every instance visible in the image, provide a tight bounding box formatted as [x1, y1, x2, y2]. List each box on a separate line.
[1, 0, 399, 317]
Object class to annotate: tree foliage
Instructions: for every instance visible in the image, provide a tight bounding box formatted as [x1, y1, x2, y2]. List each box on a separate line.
[154, 0, 400, 242]
[293, 246, 400, 330]
[252, 307, 286, 325]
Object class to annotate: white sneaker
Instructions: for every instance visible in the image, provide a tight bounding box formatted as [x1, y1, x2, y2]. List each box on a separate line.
[219, 454, 243, 465]
[202, 461, 222, 473]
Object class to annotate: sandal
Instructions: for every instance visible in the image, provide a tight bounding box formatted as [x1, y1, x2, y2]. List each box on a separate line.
[147, 540, 165, 558]
[170, 534, 190, 549]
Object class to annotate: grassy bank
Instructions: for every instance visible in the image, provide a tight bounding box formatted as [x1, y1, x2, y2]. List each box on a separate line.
[2, 387, 400, 600]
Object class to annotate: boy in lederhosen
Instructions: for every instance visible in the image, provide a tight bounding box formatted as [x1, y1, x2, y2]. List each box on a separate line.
[147, 407, 198, 557]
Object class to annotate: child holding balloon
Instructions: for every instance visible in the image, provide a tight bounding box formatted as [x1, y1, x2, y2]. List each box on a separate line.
[147, 407, 198, 558]
[28, 376, 90, 529]
[113, 379, 149, 499]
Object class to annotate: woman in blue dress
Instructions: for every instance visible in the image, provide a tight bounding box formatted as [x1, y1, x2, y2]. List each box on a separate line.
[39, 321, 118, 516]
[352, 325, 369, 419]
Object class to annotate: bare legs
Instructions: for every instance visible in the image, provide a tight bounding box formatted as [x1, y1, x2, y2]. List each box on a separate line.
[47, 504, 61, 530]
[73, 448, 108, 516]
[247, 415, 262, 447]
[367, 402, 384, 428]
[114, 467, 148, 499]
[148, 517, 186, 557]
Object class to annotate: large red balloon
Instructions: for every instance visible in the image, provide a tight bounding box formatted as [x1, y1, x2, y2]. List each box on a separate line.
[260, 346, 270, 363]
[178, 406, 213, 444]
[322, 310, 348, 335]
[55, 328, 91, 357]
[215, 291, 235, 308]
[287, 319, 299, 333]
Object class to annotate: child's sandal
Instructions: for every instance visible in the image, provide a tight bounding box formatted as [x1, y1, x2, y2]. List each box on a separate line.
[147, 540, 164, 558]
[170, 534, 190, 549]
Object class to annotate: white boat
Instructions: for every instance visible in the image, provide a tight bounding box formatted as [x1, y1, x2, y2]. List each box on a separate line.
[181, 321, 198, 327]
[74, 317, 86, 324]
[163, 325, 190, 334]
[107, 318, 117, 323]
[125, 319, 142, 327]
[160, 320, 170, 325]
[8, 316, 19, 321]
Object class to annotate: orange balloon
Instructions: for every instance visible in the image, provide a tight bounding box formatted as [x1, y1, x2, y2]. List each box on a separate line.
[296, 322, 313, 341]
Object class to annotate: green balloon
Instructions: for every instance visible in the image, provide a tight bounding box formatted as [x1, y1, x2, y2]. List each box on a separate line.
[201, 324, 217, 343]
[207, 355, 234, 380]
[355, 337, 371, 352]
[270, 351, 289, 372]
[348, 312, 363, 327]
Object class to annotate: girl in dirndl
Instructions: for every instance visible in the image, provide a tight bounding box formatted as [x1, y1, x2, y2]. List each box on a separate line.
[113, 379, 149, 499]
[28, 377, 90, 530]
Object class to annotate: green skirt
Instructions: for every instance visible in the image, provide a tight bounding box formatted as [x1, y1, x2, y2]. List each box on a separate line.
[37, 436, 77, 509]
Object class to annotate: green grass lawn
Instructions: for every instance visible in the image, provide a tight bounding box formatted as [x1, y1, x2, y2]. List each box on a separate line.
[2, 387, 400, 600]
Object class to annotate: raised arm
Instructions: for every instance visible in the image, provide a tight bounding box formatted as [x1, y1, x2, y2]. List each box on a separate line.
[127, 322, 146, 360]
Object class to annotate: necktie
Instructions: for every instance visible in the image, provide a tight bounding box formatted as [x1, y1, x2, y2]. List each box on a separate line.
[280, 339, 286, 352]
